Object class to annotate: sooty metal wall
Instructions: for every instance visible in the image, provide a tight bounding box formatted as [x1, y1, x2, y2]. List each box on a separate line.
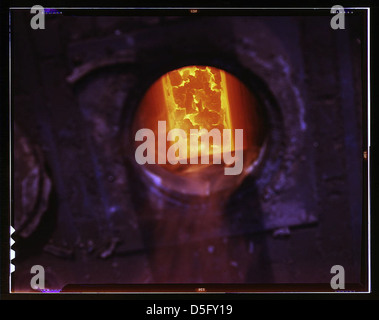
[11, 10, 366, 292]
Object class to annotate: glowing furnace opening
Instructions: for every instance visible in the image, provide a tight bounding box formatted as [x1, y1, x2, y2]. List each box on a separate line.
[132, 65, 267, 196]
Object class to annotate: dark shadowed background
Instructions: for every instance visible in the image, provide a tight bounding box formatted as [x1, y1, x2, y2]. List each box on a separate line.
[10, 8, 367, 292]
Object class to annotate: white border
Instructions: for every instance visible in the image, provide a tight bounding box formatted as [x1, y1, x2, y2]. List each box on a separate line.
[8, 6, 371, 295]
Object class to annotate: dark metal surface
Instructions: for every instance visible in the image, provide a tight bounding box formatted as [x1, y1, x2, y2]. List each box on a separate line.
[11, 11, 366, 290]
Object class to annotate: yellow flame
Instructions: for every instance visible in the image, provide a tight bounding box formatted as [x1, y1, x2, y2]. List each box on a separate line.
[161, 66, 233, 160]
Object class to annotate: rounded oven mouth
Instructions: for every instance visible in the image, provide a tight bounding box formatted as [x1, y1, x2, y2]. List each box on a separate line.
[129, 65, 268, 197]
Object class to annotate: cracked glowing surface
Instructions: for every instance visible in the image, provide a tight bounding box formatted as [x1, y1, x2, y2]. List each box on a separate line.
[133, 65, 264, 167]
[162, 66, 233, 157]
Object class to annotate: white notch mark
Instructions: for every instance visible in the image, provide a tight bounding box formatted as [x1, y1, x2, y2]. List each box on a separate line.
[10, 226, 16, 273]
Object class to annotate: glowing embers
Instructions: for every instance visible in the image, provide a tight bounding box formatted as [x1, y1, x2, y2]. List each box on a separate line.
[132, 65, 266, 195]
[163, 66, 233, 157]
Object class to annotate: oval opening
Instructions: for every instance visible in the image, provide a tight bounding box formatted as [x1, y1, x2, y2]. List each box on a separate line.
[132, 65, 267, 196]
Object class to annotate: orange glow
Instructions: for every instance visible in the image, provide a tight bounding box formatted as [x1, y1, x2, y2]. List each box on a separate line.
[133, 65, 265, 172]
[162, 66, 233, 158]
